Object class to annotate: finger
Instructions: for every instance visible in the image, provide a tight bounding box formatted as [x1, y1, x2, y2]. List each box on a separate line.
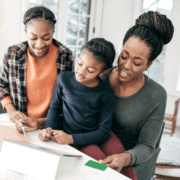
[39, 130, 48, 140]
[15, 124, 23, 133]
[52, 130, 59, 135]
[42, 129, 48, 136]
[53, 136, 62, 142]
[108, 164, 121, 172]
[47, 129, 52, 136]
[20, 117, 29, 124]
[99, 156, 113, 164]
[12, 114, 20, 123]
[19, 112, 27, 118]
[39, 134, 49, 141]
[39, 130, 46, 139]
[14, 114, 20, 121]
[54, 136, 63, 143]
[53, 134, 61, 138]
[15, 120, 22, 127]
[38, 134, 44, 141]
[57, 141, 64, 144]
[108, 163, 118, 169]
[23, 126, 36, 132]
[46, 134, 51, 137]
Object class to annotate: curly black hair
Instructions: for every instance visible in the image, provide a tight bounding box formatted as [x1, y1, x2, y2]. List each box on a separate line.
[123, 11, 174, 61]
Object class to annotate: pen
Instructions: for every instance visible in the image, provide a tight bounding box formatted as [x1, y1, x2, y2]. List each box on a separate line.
[18, 117, 27, 137]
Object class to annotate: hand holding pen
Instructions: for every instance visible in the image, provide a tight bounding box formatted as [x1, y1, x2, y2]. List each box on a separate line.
[15, 117, 38, 133]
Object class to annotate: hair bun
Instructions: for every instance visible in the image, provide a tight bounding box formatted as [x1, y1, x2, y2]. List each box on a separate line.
[135, 11, 174, 45]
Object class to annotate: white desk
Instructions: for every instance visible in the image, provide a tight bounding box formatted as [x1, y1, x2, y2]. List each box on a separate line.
[0, 113, 130, 180]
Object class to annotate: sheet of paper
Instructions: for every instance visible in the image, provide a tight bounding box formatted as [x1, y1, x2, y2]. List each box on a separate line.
[0, 124, 32, 152]
[1, 139, 60, 180]
[27, 130, 82, 156]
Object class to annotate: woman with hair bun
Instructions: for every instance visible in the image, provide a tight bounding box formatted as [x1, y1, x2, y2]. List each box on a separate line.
[97, 11, 174, 180]
[0, 6, 73, 131]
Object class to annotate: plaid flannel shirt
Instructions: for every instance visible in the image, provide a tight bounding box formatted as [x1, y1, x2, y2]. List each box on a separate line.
[0, 38, 73, 115]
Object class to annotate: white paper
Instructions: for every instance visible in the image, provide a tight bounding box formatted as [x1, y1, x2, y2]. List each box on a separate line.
[1, 140, 60, 180]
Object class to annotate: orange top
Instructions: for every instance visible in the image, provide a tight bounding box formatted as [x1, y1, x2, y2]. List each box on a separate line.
[26, 43, 58, 119]
[1, 43, 58, 119]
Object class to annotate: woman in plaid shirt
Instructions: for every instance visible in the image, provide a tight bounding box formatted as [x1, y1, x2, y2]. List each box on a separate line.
[0, 6, 73, 132]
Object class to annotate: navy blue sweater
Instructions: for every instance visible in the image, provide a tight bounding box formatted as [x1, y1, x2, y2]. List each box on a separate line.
[45, 71, 115, 147]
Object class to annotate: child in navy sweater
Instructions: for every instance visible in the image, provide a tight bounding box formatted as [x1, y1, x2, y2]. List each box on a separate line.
[39, 38, 116, 156]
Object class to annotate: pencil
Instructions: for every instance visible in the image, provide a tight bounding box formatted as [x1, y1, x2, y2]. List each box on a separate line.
[18, 117, 27, 137]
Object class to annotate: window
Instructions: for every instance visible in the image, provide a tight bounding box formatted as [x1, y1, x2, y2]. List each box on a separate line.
[142, 0, 174, 84]
[30, 0, 59, 39]
[66, 0, 91, 62]
[29, 0, 96, 63]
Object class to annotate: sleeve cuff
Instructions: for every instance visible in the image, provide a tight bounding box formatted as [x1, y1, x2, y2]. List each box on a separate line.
[125, 149, 137, 166]
[71, 134, 79, 147]
[1, 96, 13, 111]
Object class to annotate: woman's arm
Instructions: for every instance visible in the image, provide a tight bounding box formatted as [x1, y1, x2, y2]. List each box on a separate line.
[126, 101, 165, 165]
[100, 96, 166, 172]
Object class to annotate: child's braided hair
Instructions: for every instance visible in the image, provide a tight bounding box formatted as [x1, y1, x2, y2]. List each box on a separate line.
[82, 38, 116, 69]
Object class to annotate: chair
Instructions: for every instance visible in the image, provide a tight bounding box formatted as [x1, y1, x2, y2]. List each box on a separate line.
[164, 98, 180, 136]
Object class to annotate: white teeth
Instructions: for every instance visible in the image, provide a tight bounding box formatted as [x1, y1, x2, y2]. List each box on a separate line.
[121, 71, 127, 75]
[35, 49, 44, 52]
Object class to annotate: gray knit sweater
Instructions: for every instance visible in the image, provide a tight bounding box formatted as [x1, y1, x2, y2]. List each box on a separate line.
[100, 67, 167, 166]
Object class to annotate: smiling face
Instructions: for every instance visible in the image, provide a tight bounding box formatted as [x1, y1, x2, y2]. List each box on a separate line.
[26, 19, 54, 60]
[118, 36, 152, 83]
[75, 49, 107, 87]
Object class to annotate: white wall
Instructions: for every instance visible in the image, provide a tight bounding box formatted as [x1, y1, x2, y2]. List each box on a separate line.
[100, 0, 142, 63]
[0, 0, 23, 66]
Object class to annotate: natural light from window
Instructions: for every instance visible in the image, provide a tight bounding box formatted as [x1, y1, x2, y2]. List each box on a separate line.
[142, 0, 174, 84]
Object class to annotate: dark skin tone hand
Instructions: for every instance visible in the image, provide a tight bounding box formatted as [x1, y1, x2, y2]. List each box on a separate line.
[5, 103, 46, 132]
[52, 130, 74, 145]
[38, 127, 53, 141]
[6, 103, 27, 123]
[99, 153, 132, 172]
[15, 117, 39, 132]
[39, 128, 74, 145]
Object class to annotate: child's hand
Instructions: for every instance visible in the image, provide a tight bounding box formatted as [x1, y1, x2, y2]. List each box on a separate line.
[38, 127, 52, 141]
[52, 130, 74, 145]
